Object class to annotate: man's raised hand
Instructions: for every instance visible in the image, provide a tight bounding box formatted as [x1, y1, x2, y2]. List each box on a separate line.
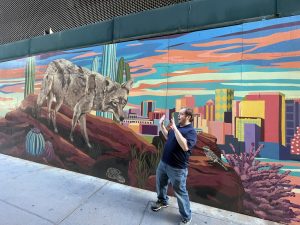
[170, 117, 176, 130]
[159, 114, 166, 126]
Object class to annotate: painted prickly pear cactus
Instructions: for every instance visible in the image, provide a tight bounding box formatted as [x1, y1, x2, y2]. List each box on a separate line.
[25, 128, 45, 156]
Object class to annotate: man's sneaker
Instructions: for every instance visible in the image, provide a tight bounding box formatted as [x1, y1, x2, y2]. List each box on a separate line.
[179, 218, 192, 225]
[151, 200, 169, 211]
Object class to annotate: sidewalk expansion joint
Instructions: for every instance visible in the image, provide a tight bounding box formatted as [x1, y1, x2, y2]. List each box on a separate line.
[0, 198, 56, 224]
[138, 200, 151, 225]
[56, 180, 109, 225]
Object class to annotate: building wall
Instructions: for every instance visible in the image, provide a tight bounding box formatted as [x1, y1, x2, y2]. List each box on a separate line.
[1, 14, 300, 224]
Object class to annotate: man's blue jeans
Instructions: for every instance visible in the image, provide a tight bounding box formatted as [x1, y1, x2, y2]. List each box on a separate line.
[156, 160, 191, 220]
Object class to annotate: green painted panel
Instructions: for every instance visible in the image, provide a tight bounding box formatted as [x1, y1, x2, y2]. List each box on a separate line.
[30, 20, 113, 55]
[0, 39, 30, 62]
[188, 0, 276, 29]
[113, 3, 189, 41]
[278, 0, 300, 16]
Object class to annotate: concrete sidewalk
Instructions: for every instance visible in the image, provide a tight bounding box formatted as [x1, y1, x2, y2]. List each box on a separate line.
[0, 154, 279, 225]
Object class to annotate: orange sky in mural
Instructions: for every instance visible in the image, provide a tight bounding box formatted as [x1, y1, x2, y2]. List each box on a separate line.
[270, 161, 300, 167]
[129, 53, 168, 68]
[287, 176, 300, 206]
[35, 83, 42, 89]
[0, 65, 47, 79]
[168, 49, 242, 63]
[0, 97, 14, 101]
[167, 67, 219, 76]
[192, 38, 243, 47]
[244, 29, 300, 53]
[189, 29, 300, 67]
[194, 29, 300, 51]
[36, 65, 47, 74]
[126, 102, 139, 108]
[1, 83, 23, 93]
[72, 52, 99, 59]
[269, 61, 300, 69]
[130, 90, 162, 96]
[166, 87, 204, 90]
[135, 82, 167, 89]
[290, 176, 300, 187]
[167, 47, 300, 65]
[170, 80, 225, 84]
[134, 80, 221, 91]
[0, 68, 25, 79]
[243, 52, 300, 60]
[129, 48, 240, 70]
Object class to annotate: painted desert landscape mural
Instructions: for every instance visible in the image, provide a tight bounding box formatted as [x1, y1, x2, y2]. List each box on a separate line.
[1, 15, 300, 224]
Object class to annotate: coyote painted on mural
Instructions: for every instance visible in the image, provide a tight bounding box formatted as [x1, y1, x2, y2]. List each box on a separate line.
[36, 59, 133, 148]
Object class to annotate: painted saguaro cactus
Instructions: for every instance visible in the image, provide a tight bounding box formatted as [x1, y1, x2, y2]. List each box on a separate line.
[101, 43, 117, 81]
[98, 44, 117, 119]
[25, 128, 45, 156]
[91, 56, 99, 73]
[125, 62, 131, 81]
[24, 56, 36, 98]
[116, 57, 131, 84]
[116, 57, 125, 83]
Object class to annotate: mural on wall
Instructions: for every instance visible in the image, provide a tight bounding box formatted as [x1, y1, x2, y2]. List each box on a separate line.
[1, 15, 300, 224]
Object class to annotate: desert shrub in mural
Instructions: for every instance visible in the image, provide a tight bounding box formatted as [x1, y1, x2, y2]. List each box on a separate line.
[130, 141, 163, 188]
[1, 15, 300, 224]
[223, 145, 300, 223]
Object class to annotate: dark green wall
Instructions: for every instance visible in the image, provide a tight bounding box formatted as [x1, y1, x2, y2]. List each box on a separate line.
[1, 0, 300, 62]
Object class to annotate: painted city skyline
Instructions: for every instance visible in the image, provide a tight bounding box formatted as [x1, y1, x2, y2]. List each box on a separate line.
[121, 90, 299, 160]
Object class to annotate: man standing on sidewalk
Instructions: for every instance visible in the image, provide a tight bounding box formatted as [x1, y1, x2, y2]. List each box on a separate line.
[151, 107, 197, 225]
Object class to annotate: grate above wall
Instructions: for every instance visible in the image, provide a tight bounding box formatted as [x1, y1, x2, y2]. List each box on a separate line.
[0, 0, 191, 45]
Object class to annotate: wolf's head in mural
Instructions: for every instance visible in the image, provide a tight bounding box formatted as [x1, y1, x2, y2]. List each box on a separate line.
[36, 59, 133, 148]
[100, 77, 132, 122]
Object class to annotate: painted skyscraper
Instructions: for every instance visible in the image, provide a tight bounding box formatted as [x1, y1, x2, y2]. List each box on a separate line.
[235, 117, 263, 142]
[244, 123, 262, 153]
[215, 89, 234, 122]
[141, 100, 156, 117]
[194, 106, 206, 119]
[286, 99, 300, 148]
[245, 92, 286, 145]
[231, 100, 240, 136]
[205, 99, 215, 121]
[175, 95, 195, 111]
